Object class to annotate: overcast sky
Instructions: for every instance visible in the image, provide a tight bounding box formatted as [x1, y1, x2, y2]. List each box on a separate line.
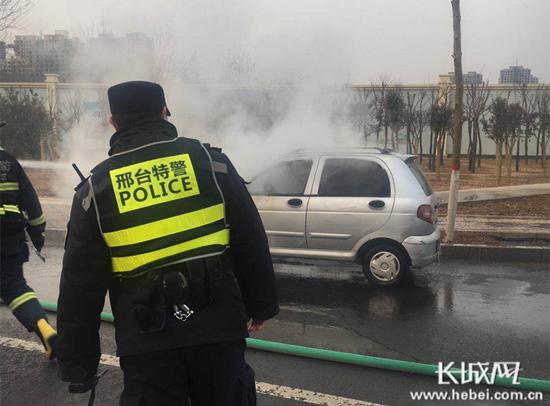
[13, 0, 550, 84]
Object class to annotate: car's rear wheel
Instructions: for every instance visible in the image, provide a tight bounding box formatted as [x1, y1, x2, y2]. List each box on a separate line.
[362, 244, 410, 287]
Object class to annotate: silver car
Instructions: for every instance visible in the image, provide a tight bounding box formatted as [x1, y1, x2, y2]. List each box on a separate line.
[247, 148, 440, 286]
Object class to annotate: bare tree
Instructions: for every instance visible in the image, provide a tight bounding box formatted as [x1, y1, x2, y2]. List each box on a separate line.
[62, 88, 84, 128]
[370, 81, 388, 147]
[427, 90, 439, 170]
[464, 82, 490, 172]
[430, 103, 453, 179]
[503, 103, 523, 181]
[0, 0, 32, 36]
[482, 97, 508, 186]
[350, 88, 372, 142]
[409, 92, 429, 159]
[94, 87, 110, 129]
[386, 86, 405, 150]
[518, 84, 538, 167]
[535, 90, 550, 177]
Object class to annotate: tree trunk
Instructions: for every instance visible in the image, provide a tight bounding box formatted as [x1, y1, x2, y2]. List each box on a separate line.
[435, 132, 442, 179]
[524, 128, 529, 166]
[419, 125, 424, 163]
[406, 125, 411, 154]
[535, 131, 541, 163]
[39, 138, 46, 161]
[467, 119, 473, 171]
[542, 143, 547, 177]
[515, 135, 520, 172]
[505, 142, 513, 182]
[477, 124, 483, 167]
[470, 129, 477, 173]
[496, 142, 503, 186]
[541, 132, 548, 177]
[429, 128, 434, 170]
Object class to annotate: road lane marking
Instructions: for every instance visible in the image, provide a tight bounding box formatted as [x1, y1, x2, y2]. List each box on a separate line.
[40, 197, 72, 205]
[0, 336, 385, 406]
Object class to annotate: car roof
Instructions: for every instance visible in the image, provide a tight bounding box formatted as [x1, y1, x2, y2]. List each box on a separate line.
[287, 147, 415, 161]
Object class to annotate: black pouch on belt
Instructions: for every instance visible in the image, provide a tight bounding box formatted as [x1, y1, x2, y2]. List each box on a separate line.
[186, 260, 209, 309]
[131, 272, 166, 334]
[204, 255, 228, 303]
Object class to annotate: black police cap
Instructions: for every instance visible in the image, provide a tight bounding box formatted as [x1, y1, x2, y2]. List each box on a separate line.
[108, 81, 171, 116]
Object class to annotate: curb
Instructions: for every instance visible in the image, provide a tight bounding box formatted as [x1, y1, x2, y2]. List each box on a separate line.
[441, 243, 550, 264]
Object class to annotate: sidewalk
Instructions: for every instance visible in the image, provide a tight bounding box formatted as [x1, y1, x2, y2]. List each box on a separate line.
[436, 183, 550, 204]
[437, 215, 550, 236]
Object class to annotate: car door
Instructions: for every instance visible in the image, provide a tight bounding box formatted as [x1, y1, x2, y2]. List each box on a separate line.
[248, 158, 316, 249]
[306, 156, 394, 251]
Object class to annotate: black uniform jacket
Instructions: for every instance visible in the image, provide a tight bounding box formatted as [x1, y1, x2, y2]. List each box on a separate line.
[56, 120, 279, 382]
[0, 148, 45, 258]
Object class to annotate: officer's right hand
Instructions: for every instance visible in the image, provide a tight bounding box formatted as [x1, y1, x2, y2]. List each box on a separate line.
[247, 319, 266, 332]
[27, 224, 46, 251]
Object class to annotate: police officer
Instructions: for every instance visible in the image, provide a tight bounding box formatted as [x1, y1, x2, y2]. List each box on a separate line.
[56, 81, 279, 405]
[0, 123, 57, 360]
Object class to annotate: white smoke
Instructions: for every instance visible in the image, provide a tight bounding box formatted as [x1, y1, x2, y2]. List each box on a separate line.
[51, 0, 373, 193]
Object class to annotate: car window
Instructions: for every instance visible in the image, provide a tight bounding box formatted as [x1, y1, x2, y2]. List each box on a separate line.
[248, 159, 313, 196]
[318, 158, 391, 197]
[406, 158, 433, 196]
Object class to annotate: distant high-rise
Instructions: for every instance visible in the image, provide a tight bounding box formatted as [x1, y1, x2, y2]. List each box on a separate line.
[499, 65, 539, 84]
[0, 31, 77, 82]
[0, 30, 154, 82]
[463, 71, 483, 84]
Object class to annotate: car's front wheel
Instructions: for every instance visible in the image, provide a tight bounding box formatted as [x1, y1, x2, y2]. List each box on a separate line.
[362, 244, 410, 287]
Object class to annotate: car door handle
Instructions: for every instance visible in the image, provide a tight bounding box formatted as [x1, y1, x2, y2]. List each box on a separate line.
[368, 200, 385, 209]
[287, 198, 303, 208]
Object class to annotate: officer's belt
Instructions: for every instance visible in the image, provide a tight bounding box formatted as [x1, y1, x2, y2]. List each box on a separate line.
[161, 255, 229, 310]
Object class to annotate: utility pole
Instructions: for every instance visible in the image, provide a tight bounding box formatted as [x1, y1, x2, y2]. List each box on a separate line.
[446, 0, 464, 242]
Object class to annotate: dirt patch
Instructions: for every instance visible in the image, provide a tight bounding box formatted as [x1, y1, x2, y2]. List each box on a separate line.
[438, 195, 550, 218]
[26, 167, 57, 197]
[420, 157, 549, 191]
[440, 230, 550, 247]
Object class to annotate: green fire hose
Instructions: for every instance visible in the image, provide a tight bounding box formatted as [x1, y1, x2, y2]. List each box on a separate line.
[38, 300, 550, 393]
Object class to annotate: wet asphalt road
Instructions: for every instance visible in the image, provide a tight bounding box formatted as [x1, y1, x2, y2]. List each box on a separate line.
[1, 246, 549, 405]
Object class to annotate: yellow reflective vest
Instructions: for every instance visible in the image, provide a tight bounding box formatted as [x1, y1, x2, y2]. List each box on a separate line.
[90, 137, 230, 277]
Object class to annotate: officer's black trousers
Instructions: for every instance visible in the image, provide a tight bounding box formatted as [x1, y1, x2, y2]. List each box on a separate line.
[0, 254, 46, 331]
[119, 339, 256, 406]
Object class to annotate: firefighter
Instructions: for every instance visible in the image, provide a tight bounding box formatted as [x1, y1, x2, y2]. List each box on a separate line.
[0, 131, 57, 360]
[56, 81, 279, 405]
